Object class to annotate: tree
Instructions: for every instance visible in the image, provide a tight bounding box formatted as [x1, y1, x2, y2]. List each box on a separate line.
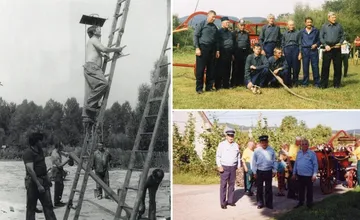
[172, 15, 194, 48]
[61, 98, 82, 146]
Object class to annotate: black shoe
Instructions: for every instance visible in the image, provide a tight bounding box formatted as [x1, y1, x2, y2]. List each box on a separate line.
[205, 88, 216, 92]
[294, 203, 303, 209]
[334, 85, 340, 88]
[35, 208, 42, 213]
[245, 191, 254, 196]
[257, 205, 263, 209]
[197, 90, 203, 94]
[54, 201, 67, 207]
[227, 203, 236, 206]
[221, 205, 227, 209]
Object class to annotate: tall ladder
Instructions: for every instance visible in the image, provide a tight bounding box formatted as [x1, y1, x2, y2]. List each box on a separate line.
[63, 0, 131, 219]
[114, 1, 171, 219]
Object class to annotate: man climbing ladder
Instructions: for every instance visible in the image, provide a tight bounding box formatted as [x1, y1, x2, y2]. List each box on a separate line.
[82, 25, 124, 124]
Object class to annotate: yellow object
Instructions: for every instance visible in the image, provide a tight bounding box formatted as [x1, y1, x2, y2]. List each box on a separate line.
[288, 144, 300, 161]
[353, 146, 360, 160]
[242, 148, 254, 163]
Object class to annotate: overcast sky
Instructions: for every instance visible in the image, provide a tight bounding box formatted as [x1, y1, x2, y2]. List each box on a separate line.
[173, 0, 325, 18]
[205, 111, 360, 131]
[0, 0, 169, 108]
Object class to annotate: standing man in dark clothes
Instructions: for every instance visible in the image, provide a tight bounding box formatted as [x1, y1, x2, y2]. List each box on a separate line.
[259, 14, 282, 58]
[193, 10, 219, 94]
[282, 20, 301, 87]
[268, 47, 288, 87]
[138, 169, 165, 220]
[300, 17, 321, 87]
[245, 43, 269, 90]
[92, 142, 112, 199]
[215, 16, 234, 90]
[320, 12, 344, 88]
[232, 19, 251, 88]
[23, 132, 57, 220]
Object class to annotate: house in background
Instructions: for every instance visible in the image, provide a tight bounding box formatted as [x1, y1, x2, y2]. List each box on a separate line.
[172, 111, 212, 159]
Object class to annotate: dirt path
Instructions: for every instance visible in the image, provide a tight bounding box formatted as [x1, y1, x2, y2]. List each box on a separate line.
[0, 159, 170, 220]
[173, 179, 350, 220]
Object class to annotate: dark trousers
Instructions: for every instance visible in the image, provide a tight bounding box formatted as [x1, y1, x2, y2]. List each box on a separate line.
[321, 48, 342, 88]
[297, 175, 313, 205]
[263, 42, 276, 59]
[215, 48, 233, 89]
[52, 167, 64, 204]
[25, 177, 57, 220]
[341, 53, 349, 77]
[231, 49, 249, 87]
[220, 165, 237, 206]
[268, 69, 288, 86]
[302, 48, 320, 86]
[357, 161, 360, 186]
[195, 44, 216, 92]
[284, 45, 300, 86]
[256, 170, 273, 207]
[245, 68, 269, 87]
[243, 162, 253, 192]
[287, 161, 298, 198]
[95, 170, 110, 197]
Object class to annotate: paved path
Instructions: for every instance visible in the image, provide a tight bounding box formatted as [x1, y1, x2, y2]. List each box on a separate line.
[173, 179, 350, 220]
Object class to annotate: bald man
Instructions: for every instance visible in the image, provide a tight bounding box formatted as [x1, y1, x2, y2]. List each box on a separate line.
[282, 20, 301, 87]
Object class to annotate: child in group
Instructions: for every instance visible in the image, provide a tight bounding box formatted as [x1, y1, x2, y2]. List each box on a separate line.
[276, 151, 287, 196]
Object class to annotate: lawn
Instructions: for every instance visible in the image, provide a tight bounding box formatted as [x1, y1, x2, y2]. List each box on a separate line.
[173, 51, 360, 109]
[173, 172, 219, 185]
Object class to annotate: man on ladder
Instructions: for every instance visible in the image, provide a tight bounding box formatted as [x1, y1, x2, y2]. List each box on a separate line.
[82, 25, 124, 124]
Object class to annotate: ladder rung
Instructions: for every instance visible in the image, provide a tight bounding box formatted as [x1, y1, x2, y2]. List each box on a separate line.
[73, 189, 81, 193]
[104, 74, 110, 77]
[113, 28, 123, 34]
[126, 186, 139, 191]
[110, 43, 117, 48]
[121, 205, 133, 212]
[131, 168, 143, 172]
[155, 79, 167, 84]
[165, 47, 171, 51]
[81, 156, 89, 159]
[140, 132, 153, 135]
[115, 13, 123, 18]
[149, 97, 162, 103]
[160, 63, 171, 68]
[145, 114, 158, 119]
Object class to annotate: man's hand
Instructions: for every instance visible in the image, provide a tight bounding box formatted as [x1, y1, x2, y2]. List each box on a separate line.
[247, 82, 254, 89]
[325, 45, 331, 51]
[298, 53, 302, 60]
[273, 68, 280, 75]
[261, 50, 266, 55]
[311, 175, 316, 182]
[232, 55, 235, 61]
[216, 51, 220, 58]
[311, 44, 317, 49]
[244, 166, 248, 173]
[250, 65, 257, 70]
[291, 175, 296, 180]
[218, 166, 224, 173]
[272, 172, 276, 177]
[38, 185, 45, 194]
[195, 48, 201, 56]
[253, 174, 257, 179]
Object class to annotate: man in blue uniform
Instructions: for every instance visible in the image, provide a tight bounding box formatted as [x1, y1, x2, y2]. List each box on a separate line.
[259, 14, 282, 58]
[215, 16, 234, 90]
[268, 47, 288, 87]
[193, 10, 219, 94]
[300, 17, 321, 87]
[245, 43, 269, 90]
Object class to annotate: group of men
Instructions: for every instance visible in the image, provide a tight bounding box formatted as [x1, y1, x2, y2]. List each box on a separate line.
[194, 10, 347, 94]
[216, 130, 319, 210]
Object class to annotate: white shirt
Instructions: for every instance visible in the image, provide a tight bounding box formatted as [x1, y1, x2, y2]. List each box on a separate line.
[216, 140, 241, 168]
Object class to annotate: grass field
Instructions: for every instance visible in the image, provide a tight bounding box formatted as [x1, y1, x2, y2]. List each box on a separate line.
[173, 51, 360, 109]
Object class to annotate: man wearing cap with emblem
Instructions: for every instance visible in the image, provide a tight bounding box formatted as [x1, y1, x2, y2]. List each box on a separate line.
[215, 16, 234, 90]
[216, 128, 241, 209]
[251, 135, 276, 209]
[231, 19, 251, 88]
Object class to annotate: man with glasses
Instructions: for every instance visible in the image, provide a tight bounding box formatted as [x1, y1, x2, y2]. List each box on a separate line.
[216, 129, 241, 209]
[292, 139, 318, 209]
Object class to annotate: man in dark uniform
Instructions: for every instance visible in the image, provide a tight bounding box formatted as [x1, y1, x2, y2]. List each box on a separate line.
[320, 12, 344, 88]
[23, 132, 57, 220]
[215, 16, 234, 90]
[259, 14, 282, 58]
[282, 20, 301, 87]
[231, 19, 251, 88]
[300, 17, 321, 87]
[139, 169, 165, 220]
[252, 135, 276, 209]
[193, 10, 219, 94]
[245, 43, 269, 90]
[92, 142, 112, 199]
[268, 47, 288, 87]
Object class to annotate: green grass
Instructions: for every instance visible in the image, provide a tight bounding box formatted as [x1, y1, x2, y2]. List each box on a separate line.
[273, 187, 360, 220]
[173, 51, 360, 109]
[173, 172, 219, 185]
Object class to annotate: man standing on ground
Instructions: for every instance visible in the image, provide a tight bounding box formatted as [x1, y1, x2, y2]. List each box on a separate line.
[287, 136, 301, 199]
[93, 142, 112, 199]
[245, 43, 269, 90]
[320, 12, 344, 88]
[232, 19, 250, 88]
[216, 129, 241, 209]
[282, 20, 301, 87]
[83, 25, 124, 123]
[242, 141, 255, 196]
[300, 17, 321, 87]
[252, 135, 276, 209]
[267, 47, 288, 87]
[354, 35, 360, 53]
[215, 16, 234, 90]
[23, 132, 57, 220]
[193, 10, 219, 94]
[341, 40, 351, 77]
[348, 139, 360, 187]
[292, 139, 318, 209]
[259, 14, 282, 58]
[51, 142, 69, 207]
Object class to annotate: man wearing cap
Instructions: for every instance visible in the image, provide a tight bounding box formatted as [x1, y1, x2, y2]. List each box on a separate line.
[300, 17, 321, 87]
[245, 43, 269, 90]
[320, 12, 344, 88]
[215, 16, 234, 90]
[259, 14, 282, 58]
[252, 135, 276, 209]
[292, 139, 318, 209]
[267, 47, 288, 87]
[242, 141, 255, 196]
[287, 137, 301, 199]
[92, 142, 112, 199]
[216, 129, 241, 209]
[231, 19, 251, 88]
[282, 20, 301, 87]
[193, 10, 220, 94]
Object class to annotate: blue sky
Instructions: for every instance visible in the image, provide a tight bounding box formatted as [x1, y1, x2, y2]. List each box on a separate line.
[205, 111, 360, 130]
